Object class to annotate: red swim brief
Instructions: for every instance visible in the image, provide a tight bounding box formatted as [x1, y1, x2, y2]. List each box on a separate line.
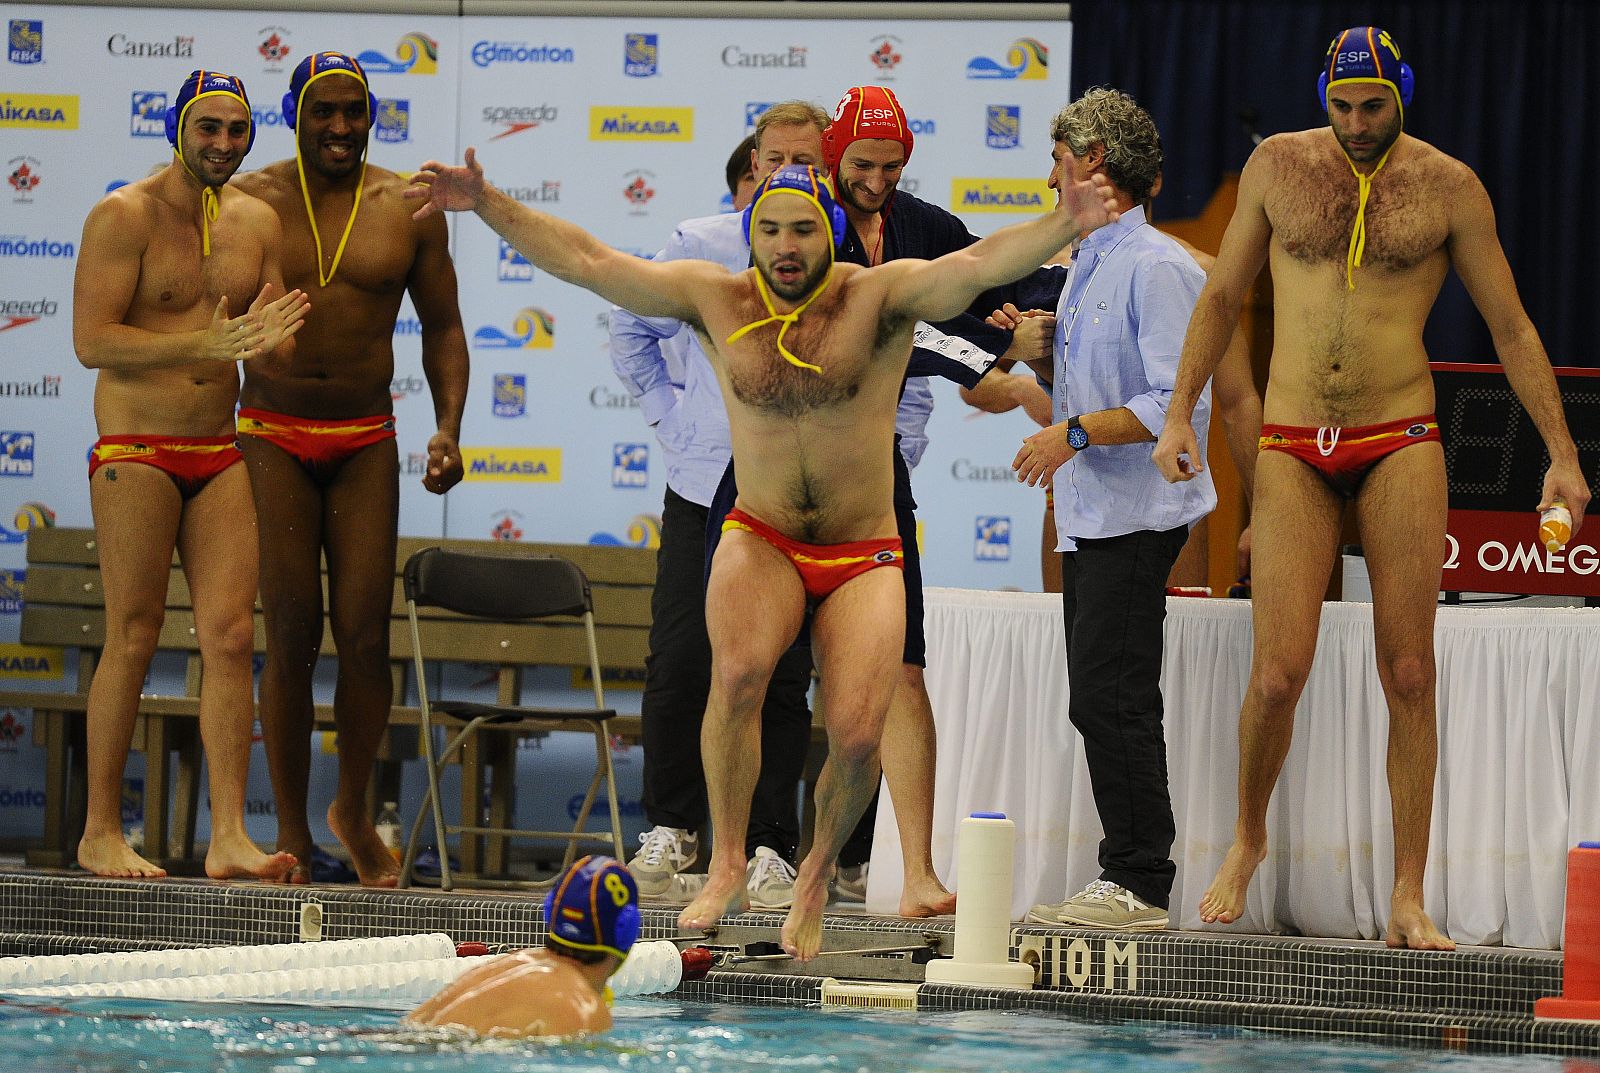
[88, 435, 242, 500]
[236, 407, 396, 476]
[721, 506, 904, 602]
[1258, 414, 1440, 498]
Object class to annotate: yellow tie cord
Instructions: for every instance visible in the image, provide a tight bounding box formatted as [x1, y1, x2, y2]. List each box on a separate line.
[293, 70, 368, 288]
[1344, 143, 1393, 290]
[724, 262, 833, 375]
[170, 148, 221, 256]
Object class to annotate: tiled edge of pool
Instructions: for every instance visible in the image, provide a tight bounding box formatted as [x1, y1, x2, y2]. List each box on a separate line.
[1, 869, 1595, 1057]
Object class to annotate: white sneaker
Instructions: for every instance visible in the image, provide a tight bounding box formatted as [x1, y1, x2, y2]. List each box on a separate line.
[832, 862, 868, 902]
[1026, 879, 1169, 930]
[628, 825, 697, 897]
[746, 846, 797, 910]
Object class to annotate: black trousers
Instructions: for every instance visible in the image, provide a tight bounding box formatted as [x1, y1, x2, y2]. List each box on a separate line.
[640, 487, 814, 862]
[1061, 525, 1189, 909]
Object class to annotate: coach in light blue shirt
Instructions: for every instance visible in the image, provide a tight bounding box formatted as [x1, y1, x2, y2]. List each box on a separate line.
[1009, 88, 1214, 935]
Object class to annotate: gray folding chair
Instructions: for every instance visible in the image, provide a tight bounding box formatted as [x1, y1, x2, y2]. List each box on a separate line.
[397, 546, 624, 890]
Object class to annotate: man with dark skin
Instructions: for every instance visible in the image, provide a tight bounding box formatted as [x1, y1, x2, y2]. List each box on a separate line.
[406, 150, 1117, 958]
[232, 51, 470, 886]
[1154, 27, 1589, 948]
[72, 70, 307, 880]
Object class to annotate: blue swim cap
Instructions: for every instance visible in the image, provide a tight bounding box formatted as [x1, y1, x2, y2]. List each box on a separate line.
[1318, 26, 1414, 118]
[543, 856, 640, 962]
[741, 164, 847, 249]
[281, 50, 377, 130]
[165, 69, 254, 154]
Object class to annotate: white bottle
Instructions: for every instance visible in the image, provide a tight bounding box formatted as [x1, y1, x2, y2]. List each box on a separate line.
[375, 802, 403, 863]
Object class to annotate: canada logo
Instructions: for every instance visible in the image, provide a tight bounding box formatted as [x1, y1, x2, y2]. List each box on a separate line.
[258, 27, 292, 67]
[623, 172, 654, 208]
[869, 36, 902, 72]
[7, 157, 40, 198]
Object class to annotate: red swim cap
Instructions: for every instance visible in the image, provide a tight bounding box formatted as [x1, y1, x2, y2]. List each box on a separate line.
[822, 85, 914, 172]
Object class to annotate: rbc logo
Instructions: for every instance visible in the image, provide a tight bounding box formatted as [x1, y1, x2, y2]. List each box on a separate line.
[498, 240, 532, 282]
[986, 105, 1020, 149]
[612, 443, 648, 488]
[745, 101, 773, 129]
[130, 91, 167, 137]
[0, 568, 21, 613]
[625, 33, 658, 77]
[0, 431, 34, 477]
[373, 98, 409, 143]
[492, 373, 526, 418]
[974, 516, 1011, 560]
[8, 20, 42, 64]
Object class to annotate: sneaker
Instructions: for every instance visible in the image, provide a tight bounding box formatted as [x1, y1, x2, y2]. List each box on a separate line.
[832, 862, 868, 902]
[1026, 880, 1169, 930]
[746, 846, 797, 910]
[657, 872, 708, 906]
[628, 826, 697, 897]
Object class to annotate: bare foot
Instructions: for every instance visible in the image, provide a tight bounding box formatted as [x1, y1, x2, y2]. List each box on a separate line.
[1387, 899, 1455, 950]
[327, 804, 400, 888]
[1198, 839, 1266, 924]
[678, 866, 749, 932]
[780, 871, 831, 962]
[78, 832, 166, 878]
[205, 833, 298, 882]
[898, 871, 956, 918]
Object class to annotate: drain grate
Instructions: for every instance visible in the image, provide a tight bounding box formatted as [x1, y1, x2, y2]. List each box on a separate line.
[820, 978, 920, 1010]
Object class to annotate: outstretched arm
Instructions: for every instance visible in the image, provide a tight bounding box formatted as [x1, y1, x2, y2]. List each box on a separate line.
[1448, 168, 1589, 534]
[1152, 143, 1274, 483]
[408, 147, 719, 323]
[880, 174, 1117, 324]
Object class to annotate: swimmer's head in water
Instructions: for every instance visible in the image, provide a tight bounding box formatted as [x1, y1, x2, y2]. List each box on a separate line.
[166, 70, 254, 182]
[728, 166, 844, 373]
[1319, 26, 1413, 129]
[543, 856, 640, 964]
[283, 51, 376, 180]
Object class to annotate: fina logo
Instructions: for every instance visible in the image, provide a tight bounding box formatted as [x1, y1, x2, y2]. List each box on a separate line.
[356, 32, 438, 75]
[130, 90, 167, 137]
[492, 373, 527, 417]
[612, 443, 648, 488]
[966, 38, 1049, 80]
[975, 516, 1011, 561]
[9, 19, 43, 64]
[624, 32, 658, 77]
[472, 307, 554, 349]
[471, 40, 576, 68]
[374, 97, 409, 143]
[0, 431, 34, 477]
[498, 239, 532, 282]
[986, 105, 1020, 149]
[745, 101, 773, 129]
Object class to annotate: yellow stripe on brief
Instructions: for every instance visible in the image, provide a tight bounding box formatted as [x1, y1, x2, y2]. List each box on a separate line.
[239, 417, 390, 437]
[94, 441, 233, 461]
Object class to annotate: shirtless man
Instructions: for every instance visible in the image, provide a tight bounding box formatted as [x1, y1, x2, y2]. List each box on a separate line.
[407, 154, 1116, 958]
[232, 51, 470, 886]
[1153, 26, 1589, 949]
[407, 855, 636, 1038]
[71, 70, 307, 880]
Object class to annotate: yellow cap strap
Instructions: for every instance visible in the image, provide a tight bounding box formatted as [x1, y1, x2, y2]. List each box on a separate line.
[1344, 143, 1393, 290]
[293, 68, 369, 288]
[171, 87, 250, 257]
[724, 264, 832, 374]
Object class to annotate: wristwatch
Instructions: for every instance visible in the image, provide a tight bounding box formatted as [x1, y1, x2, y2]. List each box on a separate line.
[1066, 415, 1090, 451]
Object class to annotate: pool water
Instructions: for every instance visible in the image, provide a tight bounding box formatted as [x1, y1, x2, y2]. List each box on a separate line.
[2, 994, 1577, 1073]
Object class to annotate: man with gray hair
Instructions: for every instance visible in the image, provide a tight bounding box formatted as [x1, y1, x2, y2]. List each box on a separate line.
[999, 87, 1216, 930]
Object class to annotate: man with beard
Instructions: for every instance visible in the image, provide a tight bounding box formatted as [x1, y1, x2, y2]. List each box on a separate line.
[72, 69, 308, 879]
[232, 51, 470, 886]
[1154, 27, 1589, 949]
[405, 156, 1118, 958]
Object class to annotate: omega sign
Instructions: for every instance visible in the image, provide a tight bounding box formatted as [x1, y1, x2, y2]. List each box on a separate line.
[1442, 510, 1600, 598]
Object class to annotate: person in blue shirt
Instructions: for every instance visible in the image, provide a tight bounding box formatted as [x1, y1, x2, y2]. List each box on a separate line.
[1006, 88, 1215, 931]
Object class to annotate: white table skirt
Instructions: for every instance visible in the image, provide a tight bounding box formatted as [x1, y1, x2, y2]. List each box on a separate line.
[864, 590, 1600, 948]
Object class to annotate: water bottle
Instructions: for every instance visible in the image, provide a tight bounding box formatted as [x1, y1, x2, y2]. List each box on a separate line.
[375, 802, 403, 864]
[1539, 498, 1572, 553]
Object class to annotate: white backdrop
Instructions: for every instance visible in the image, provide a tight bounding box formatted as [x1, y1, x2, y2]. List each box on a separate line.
[0, 4, 1071, 845]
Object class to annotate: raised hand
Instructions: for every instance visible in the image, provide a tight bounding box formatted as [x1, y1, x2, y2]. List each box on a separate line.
[1061, 172, 1120, 236]
[243, 283, 311, 360]
[406, 146, 487, 221]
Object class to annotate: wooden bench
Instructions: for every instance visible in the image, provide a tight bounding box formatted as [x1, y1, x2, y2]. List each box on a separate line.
[3, 527, 832, 879]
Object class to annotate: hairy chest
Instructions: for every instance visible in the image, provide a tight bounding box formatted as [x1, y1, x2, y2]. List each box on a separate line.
[1269, 158, 1449, 271]
[136, 212, 264, 313]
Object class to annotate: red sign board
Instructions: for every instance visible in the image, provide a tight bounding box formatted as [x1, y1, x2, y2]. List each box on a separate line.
[1443, 509, 1600, 597]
